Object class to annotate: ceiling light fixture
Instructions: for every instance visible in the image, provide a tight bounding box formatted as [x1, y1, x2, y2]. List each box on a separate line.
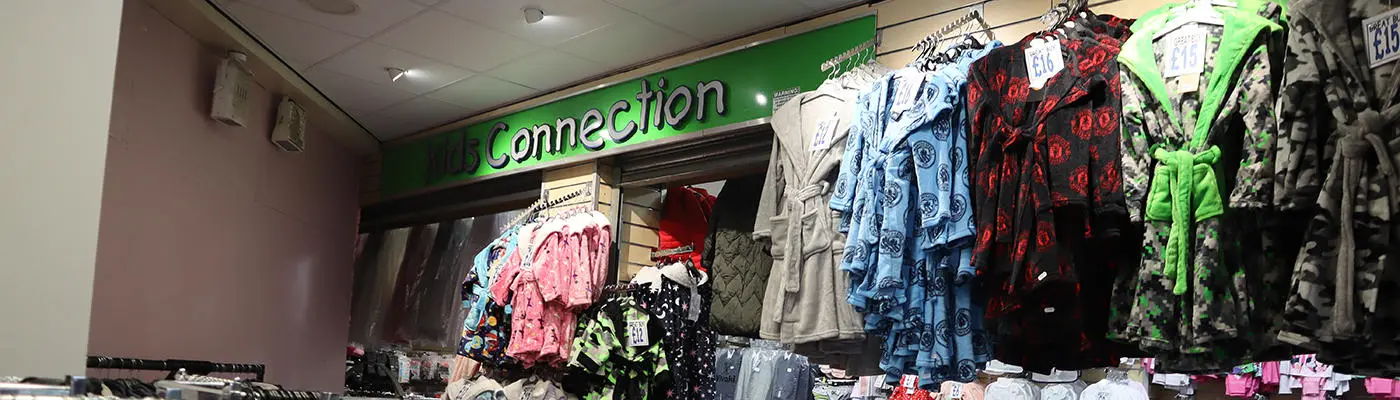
[300, 0, 360, 15]
[524, 7, 546, 24]
[387, 67, 407, 82]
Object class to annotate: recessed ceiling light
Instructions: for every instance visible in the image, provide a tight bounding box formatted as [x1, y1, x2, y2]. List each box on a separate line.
[387, 68, 407, 82]
[524, 7, 545, 24]
[300, 0, 359, 15]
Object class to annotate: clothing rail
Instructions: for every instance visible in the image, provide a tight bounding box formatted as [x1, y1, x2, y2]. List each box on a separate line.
[876, 0, 1122, 56]
[86, 356, 265, 382]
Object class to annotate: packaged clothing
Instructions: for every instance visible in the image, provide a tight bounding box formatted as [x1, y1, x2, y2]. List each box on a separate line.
[704, 174, 775, 337]
[756, 71, 869, 347]
[658, 186, 716, 270]
[768, 354, 814, 400]
[1040, 381, 1085, 400]
[937, 380, 986, 400]
[1078, 377, 1148, 400]
[1225, 374, 1261, 397]
[1276, 0, 1400, 375]
[1108, 1, 1286, 372]
[568, 293, 672, 400]
[449, 377, 506, 400]
[983, 377, 1040, 400]
[503, 377, 568, 400]
[638, 263, 717, 400]
[736, 350, 780, 400]
[715, 348, 744, 400]
[966, 10, 1137, 372]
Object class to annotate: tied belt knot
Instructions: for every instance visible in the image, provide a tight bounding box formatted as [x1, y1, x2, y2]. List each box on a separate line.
[999, 124, 1034, 151]
[1328, 106, 1399, 337]
[1144, 146, 1224, 296]
[781, 182, 832, 296]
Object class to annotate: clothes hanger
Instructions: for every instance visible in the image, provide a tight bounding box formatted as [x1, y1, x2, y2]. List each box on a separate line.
[1154, 0, 1225, 39]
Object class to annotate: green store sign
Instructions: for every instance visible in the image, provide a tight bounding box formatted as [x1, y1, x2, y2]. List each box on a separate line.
[379, 15, 877, 197]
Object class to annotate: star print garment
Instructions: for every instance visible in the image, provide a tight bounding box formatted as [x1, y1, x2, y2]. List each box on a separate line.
[965, 11, 1134, 373]
[638, 265, 717, 400]
[461, 228, 523, 367]
[1108, 4, 1284, 373]
[1276, 0, 1400, 375]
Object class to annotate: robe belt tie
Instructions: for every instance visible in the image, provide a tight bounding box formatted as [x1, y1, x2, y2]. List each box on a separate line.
[781, 182, 832, 296]
[1328, 106, 1399, 337]
[1144, 146, 1224, 296]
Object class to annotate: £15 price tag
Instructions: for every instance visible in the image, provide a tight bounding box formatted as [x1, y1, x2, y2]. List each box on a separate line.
[626, 319, 649, 347]
[1025, 39, 1065, 90]
[1364, 7, 1400, 68]
[810, 115, 840, 152]
[1162, 25, 1208, 79]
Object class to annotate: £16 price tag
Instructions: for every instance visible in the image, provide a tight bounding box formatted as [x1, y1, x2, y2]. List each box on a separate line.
[626, 319, 649, 347]
[1162, 26, 1208, 79]
[1364, 7, 1400, 68]
[890, 71, 926, 113]
[1025, 39, 1065, 90]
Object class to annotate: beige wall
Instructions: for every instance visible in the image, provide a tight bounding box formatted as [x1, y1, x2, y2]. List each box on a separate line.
[0, 1, 123, 377]
[83, 0, 363, 391]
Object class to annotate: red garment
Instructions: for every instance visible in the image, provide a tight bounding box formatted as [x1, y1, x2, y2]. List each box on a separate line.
[658, 186, 716, 271]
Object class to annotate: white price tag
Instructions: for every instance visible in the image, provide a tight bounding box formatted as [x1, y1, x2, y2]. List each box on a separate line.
[1162, 26, 1208, 78]
[1364, 7, 1400, 68]
[890, 72, 926, 112]
[687, 289, 702, 322]
[810, 116, 840, 152]
[1025, 39, 1065, 90]
[626, 318, 649, 347]
[950, 384, 964, 399]
[899, 375, 918, 394]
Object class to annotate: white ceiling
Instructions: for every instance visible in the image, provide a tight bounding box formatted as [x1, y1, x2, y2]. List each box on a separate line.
[215, 0, 865, 141]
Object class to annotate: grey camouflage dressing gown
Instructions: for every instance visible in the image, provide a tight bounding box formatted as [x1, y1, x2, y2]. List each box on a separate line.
[1275, 0, 1400, 375]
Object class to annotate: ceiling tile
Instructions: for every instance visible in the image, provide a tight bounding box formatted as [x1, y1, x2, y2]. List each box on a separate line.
[438, 0, 632, 46]
[793, 0, 864, 12]
[427, 75, 537, 112]
[234, 0, 424, 38]
[353, 110, 426, 141]
[374, 10, 540, 72]
[302, 68, 417, 112]
[558, 18, 699, 69]
[602, 0, 688, 13]
[638, 0, 813, 42]
[223, 2, 359, 67]
[486, 49, 606, 91]
[314, 41, 472, 94]
[376, 97, 474, 132]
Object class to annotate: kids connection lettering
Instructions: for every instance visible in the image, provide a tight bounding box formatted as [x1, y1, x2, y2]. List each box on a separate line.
[425, 78, 727, 183]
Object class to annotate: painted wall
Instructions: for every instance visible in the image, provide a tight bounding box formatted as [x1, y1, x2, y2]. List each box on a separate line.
[87, 0, 361, 391]
[0, 0, 123, 378]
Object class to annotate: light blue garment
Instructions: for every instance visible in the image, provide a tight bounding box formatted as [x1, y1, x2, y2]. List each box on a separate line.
[834, 41, 1000, 386]
[914, 42, 999, 382]
[837, 75, 891, 313]
[463, 227, 518, 330]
